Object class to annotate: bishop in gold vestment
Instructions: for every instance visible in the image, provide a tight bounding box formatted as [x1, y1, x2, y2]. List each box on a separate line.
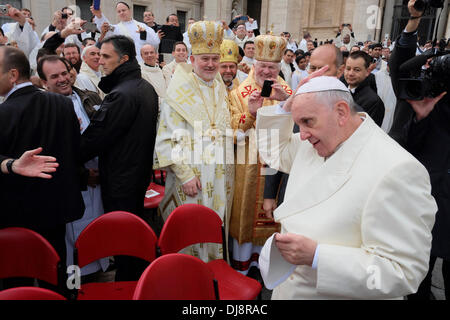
[154, 21, 234, 262]
[227, 35, 293, 274]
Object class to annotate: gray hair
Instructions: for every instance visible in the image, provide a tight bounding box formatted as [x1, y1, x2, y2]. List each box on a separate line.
[313, 90, 358, 113]
[254, 60, 282, 71]
[81, 45, 98, 60]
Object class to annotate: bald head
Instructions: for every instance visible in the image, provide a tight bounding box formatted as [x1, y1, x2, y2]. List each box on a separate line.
[308, 44, 343, 77]
[141, 44, 158, 66]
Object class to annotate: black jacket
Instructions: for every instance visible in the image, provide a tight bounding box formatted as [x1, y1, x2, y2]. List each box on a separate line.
[349, 76, 385, 127]
[389, 32, 450, 259]
[80, 60, 159, 214]
[0, 85, 84, 229]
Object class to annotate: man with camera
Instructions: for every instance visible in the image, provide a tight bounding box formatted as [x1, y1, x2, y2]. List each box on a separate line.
[90, 2, 160, 64]
[227, 34, 292, 276]
[389, 0, 449, 300]
[335, 23, 356, 52]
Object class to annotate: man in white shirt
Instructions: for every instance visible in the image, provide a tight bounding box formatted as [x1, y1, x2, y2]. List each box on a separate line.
[90, 2, 160, 63]
[291, 54, 309, 90]
[162, 41, 188, 85]
[1, 5, 39, 59]
[240, 40, 256, 70]
[233, 24, 250, 49]
[298, 32, 312, 52]
[282, 32, 298, 52]
[280, 49, 295, 88]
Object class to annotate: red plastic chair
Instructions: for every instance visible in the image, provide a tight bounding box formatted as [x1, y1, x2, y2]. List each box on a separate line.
[157, 204, 262, 300]
[74, 211, 158, 300]
[0, 287, 66, 300]
[144, 182, 165, 209]
[0, 227, 60, 286]
[133, 253, 219, 300]
[153, 170, 166, 183]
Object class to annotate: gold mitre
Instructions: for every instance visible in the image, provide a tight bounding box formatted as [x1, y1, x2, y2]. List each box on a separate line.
[220, 39, 239, 64]
[254, 35, 287, 62]
[189, 21, 224, 55]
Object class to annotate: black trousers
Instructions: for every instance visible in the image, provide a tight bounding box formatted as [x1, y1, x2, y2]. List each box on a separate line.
[408, 255, 450, 300]
[102, 190, 150, 282]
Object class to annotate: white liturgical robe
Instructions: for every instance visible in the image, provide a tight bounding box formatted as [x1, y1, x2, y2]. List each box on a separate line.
[256, 107, 437, 300]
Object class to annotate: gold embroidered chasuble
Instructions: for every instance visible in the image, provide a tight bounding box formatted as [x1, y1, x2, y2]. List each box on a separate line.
[228, 69, 292, 246]
[154, 63, 234, 261]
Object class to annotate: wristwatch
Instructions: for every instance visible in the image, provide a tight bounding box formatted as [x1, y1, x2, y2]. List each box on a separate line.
[6, 159, 16, 175]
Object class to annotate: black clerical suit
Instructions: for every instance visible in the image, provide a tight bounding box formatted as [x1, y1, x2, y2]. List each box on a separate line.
[0, 85, 84, 288]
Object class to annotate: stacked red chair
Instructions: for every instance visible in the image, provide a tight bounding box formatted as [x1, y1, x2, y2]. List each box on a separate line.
[133, 253, 219, 300]
[157, 204, 262, 300]
[74, 211, 158, 300]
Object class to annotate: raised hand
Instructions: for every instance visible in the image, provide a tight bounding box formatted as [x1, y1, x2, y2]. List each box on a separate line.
[90, 5, 102, 18]
[13, 148, 59, 179]
[407, 91, 447, 121]
[283, 65, 329, 112]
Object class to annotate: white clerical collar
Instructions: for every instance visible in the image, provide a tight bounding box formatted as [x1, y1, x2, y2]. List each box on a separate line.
[4, 82, 33, 100]
[193, 72, 214, 87]
[348, 86, 357, 94]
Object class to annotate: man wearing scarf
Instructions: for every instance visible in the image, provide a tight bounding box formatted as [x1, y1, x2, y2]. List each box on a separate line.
[80, 35, 159, 281]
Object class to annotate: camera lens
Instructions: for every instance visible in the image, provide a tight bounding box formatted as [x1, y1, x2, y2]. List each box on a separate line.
[413, 0, 428, 12]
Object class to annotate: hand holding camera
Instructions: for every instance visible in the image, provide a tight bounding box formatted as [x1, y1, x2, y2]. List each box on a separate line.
[0, 4, 26, 26]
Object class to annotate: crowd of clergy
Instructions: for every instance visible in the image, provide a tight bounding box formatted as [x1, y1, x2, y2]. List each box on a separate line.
[0, 0, 448, 300]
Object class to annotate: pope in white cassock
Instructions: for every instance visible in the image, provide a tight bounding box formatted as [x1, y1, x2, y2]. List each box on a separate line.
[154, 21, 234, 262]
[253, 72, 437, 299]
[90, 2, 160, 64]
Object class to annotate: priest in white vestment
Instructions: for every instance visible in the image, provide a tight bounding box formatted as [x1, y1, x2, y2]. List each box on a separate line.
[253, 74, 436, 299]
[154, 21, 234, 263]
[75, 45, 105, 99]
[140, 44, 167, 99]
[162, 41, 188, 86]
[90, 2, 160, 63]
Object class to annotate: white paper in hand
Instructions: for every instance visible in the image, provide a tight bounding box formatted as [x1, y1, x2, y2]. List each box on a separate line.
[259, 233, 296, 290]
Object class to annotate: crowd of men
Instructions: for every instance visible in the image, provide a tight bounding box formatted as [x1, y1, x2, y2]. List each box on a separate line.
[0, 0, 448, 300]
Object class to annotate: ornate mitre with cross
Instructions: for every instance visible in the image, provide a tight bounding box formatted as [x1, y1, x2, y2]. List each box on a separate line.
[220, 39, 240, 64]
[254, 34, 287, 63]
[189, 20, 224, 55]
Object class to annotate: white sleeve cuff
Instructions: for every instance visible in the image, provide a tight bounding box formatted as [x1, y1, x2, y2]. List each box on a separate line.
[181, 175, 196, 185]
[312, 244, 320, 269]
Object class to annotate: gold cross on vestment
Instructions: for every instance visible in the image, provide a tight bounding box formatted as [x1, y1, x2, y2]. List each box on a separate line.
[213, 194, 224, 211]
[175, 88, 196, 106]
[206, 182, 214, 198]
[215, 165, 225, 179]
